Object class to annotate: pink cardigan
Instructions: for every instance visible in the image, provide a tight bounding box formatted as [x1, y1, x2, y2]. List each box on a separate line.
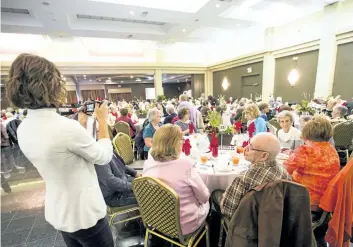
[143, 157, 210, 235]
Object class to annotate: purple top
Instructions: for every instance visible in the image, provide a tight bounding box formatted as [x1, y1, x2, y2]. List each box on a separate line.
[143, 156, 210, 235]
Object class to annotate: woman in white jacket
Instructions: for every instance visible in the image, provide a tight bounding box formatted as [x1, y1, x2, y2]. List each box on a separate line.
[6, 53, 114, 247]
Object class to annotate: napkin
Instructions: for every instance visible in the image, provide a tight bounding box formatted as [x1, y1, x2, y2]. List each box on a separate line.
[182, 139, 192, 156]
[209, 132, 219, 158]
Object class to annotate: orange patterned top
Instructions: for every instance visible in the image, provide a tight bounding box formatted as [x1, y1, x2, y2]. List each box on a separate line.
[283, 141, 340, 208]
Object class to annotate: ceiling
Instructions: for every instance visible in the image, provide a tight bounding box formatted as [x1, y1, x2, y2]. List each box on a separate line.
[1, 0, 335, 44]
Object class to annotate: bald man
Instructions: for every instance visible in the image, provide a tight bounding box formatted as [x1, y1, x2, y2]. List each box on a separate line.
[212, 133, 291, 219]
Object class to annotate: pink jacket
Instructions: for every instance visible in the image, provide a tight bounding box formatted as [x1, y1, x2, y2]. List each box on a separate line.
[143, 157, 210, 235]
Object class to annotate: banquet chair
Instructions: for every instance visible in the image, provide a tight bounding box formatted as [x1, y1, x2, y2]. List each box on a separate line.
[269, 118, 281, 133]
[332, 121, 353, 163]
[132, 177, 210, 247]
[107, 205, 140, 227]
[113, 133, 134, 165]
[115, 121, 131, 139]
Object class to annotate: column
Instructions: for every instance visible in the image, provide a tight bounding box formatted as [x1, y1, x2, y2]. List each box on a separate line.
[75, 83, 82, 103]
[154, 69, 163, 96]
[204, 70, 213, 96]
[314, 3, 339, 98]
[262, 27, 275, 102]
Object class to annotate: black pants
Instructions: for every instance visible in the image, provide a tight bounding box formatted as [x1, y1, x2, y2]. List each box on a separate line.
[61, 217, 114, 247]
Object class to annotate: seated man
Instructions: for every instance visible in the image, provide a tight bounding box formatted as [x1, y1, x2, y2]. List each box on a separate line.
[95, 151, 141, 207]
[212, 133, 290, 219]
[331, 105, 348, 126]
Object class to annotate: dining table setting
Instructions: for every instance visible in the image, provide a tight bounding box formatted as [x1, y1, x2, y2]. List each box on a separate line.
[182, 133, 290, 192]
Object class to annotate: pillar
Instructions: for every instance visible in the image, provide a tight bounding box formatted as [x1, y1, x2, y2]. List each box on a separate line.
[314, 3, 339, 98]
[154, 69, 163, 97]
[204, 70, 213, 96]
[262, 27, 275, 102]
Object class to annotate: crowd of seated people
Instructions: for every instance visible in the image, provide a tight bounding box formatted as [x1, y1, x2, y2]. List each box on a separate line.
[2, 53, 353, 247]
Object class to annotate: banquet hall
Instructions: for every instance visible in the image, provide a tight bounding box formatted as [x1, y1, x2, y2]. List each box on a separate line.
[1, 0, 353, 247]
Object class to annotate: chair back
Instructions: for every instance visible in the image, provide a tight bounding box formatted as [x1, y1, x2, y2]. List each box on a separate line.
[269, 118, 281, 132]
[108, 126, 114, 140]
[333, 121, 353, 147]
[132, 177, 184, 243]
[115, 121, 131, 138]
[268, 123, 278, 136]
[113, 133, 134, 165]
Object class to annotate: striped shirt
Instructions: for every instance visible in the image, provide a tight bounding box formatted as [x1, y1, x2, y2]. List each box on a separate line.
[221, 159, 290, 219]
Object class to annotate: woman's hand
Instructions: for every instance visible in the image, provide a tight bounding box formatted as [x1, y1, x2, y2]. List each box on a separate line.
[95, 102, 108, 122]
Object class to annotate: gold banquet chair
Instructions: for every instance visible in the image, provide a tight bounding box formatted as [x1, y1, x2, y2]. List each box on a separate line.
[107, 205, 140, 227]
[132, 177, 210, 247]
[333, 121, 353, 163]
[269, 118, 281, 132]
[113, 133, 134, 165]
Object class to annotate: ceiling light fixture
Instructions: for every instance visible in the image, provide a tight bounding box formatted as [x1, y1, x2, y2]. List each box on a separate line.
[130, 75, 133, 78]
[216, 4, 220, 8]
[121, 81, 123, 83]
[182, 28, 186, 32]
[129, 10, 135, 15]
[90, 79, 92, 82]
[108, 77, 111, 80]
[83, 75, 86, 77]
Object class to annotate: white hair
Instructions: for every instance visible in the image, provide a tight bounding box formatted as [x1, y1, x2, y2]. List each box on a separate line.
[277, 110, 294, 123]
[148, 108, 160, 122]
[166, 104, 175, 114]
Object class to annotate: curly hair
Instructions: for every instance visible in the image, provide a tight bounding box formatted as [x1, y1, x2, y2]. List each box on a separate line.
[6, 53, 66, 109]
[244, 103, 261, 119]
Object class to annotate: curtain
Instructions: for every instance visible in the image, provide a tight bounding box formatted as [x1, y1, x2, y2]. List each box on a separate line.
[81, 90, 105, 102]
[110, 93, 132, 103]
[66, 91, 77, 104]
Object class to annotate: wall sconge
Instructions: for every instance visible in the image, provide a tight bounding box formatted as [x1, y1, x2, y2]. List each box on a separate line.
[288, 69, 299, 86]
[288, 56, 299, 86]
[222, 77, 229, 90]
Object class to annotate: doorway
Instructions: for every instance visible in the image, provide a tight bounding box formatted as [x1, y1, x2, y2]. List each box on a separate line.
[241, 75, 262, 100]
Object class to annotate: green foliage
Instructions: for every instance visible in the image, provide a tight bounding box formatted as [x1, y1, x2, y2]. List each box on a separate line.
[136, 109, 148, 115]
[296, 100, 316, 115]
[207, 111, 222, 129]
[157, 95, 166, 101]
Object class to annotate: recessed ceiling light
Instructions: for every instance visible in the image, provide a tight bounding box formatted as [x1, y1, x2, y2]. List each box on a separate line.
[90, 79, 92, 82]
[108, 77, 111, 80]
[121, 81, 123, 83]
[130, 75, 133, 78]
[216, 4, 220, 8]
[182, 29, 186, 32]
[129, 10, 134, 15]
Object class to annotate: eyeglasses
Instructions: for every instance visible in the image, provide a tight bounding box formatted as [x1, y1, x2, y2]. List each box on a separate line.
[245, 144, 268, 153]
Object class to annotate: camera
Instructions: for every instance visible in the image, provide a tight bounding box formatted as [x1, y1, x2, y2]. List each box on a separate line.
[83, 101, 102, 114]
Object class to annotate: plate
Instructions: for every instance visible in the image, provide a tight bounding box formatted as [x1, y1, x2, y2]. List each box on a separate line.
[215, 167, 233, 172]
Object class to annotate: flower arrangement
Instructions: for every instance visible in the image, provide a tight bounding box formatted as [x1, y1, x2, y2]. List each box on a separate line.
[136, 109, 148, 117]
[204, 111, 234, 135]
[296, 100, 316, 115]
[157, 95, 166, 102]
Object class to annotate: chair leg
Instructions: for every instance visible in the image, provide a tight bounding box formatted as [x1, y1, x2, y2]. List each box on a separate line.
[144, 229, 149, 247]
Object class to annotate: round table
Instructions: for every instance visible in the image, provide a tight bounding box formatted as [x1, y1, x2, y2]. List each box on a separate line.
[184, 134, 289, 192]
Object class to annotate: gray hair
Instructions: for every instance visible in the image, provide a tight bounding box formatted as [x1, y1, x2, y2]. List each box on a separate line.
[300, 115, 312, 123]
[277, 110, 294, 123]
[148, 108, 160, 122]
[334, 105, 348, 117]
[166, 104, 175, 114]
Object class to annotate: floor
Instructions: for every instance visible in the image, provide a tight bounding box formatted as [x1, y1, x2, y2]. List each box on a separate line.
[1, 149, 145, 247]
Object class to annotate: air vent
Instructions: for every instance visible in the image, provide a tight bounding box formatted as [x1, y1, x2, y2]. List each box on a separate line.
[77, 14, 165, 26]
[1, 7, 29, 14]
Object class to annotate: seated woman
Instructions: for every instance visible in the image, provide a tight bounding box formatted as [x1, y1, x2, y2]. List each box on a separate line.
[258, 102, 270, 122]
[283, 115, 340, 211]
[143, 125, 210, 235]
[143, 108, 162, 159]
[244, 103, 267, 138]
[277, 111, 302, 150]
[116, 108, 137, 138]
[163, 104, 177, 124]
[175, 108, 197, 135]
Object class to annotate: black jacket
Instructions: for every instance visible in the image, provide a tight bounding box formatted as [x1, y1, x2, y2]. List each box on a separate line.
[163, 113, 177, 124]
[6, 119, 22, 145]
[95, 152, 137, 200]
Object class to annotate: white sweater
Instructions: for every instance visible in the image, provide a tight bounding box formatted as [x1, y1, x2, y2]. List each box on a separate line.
[18, 109, 113, 232]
